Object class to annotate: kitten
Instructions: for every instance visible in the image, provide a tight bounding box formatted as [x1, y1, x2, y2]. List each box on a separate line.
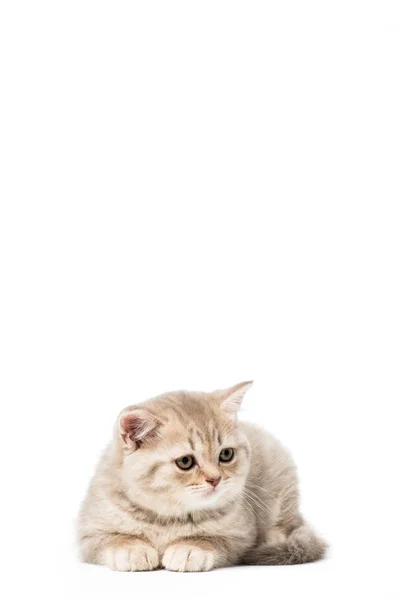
[78, 382, 326, 571]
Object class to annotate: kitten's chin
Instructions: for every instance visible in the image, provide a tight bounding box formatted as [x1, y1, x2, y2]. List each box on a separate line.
[184, 494, 222, 511]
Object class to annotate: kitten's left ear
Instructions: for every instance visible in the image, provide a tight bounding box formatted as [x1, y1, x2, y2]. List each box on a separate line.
[216, 381, 253, 419]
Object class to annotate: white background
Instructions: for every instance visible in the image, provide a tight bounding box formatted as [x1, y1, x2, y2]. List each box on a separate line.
[1, 2, 399, 599]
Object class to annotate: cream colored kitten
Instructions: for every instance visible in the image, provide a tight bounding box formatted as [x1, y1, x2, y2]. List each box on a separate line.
[78, 382, 326, 571]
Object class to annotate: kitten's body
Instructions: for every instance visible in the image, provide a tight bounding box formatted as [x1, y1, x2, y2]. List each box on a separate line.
[78, 384, 326, 571]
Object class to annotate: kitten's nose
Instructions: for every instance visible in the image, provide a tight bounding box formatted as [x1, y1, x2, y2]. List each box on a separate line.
[206, 476, 221, 488]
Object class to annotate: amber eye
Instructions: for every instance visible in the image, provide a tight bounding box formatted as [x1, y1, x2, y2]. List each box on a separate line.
[219, 448, 234, 462]
[175, 455, 195, 470]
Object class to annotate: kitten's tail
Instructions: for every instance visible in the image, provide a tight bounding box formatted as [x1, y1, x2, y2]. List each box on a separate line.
[241, 524, 327, 566]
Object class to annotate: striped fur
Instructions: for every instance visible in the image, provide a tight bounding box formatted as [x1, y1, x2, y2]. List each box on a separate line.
[78, 382, 327, 571]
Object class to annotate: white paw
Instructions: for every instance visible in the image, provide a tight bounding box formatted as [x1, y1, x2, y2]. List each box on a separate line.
[103, 542, 159, 571]
[162, 544, 216, 572]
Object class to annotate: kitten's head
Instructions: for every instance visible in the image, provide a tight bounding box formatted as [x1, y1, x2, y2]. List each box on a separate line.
[114, 382, 253, 516]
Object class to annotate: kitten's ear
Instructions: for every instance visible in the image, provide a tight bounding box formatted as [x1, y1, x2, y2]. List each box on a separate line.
[217, 381, 253, 419]
[118, 408, 161, 450]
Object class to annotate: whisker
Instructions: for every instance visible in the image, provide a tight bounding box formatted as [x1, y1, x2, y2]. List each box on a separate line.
[241, 489, 273, 517]
[236, 491, 270, 527]
[246, 482, 300, 520]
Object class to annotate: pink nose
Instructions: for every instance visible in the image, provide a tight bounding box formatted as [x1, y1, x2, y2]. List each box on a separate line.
[206, 477, 221, 488]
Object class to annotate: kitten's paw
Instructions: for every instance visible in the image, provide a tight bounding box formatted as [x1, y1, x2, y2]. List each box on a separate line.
[103, 542, 159, 571]
[162, 544, 216, 572]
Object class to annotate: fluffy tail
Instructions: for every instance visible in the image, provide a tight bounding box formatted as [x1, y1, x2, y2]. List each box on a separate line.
[241, 525, 327, 566]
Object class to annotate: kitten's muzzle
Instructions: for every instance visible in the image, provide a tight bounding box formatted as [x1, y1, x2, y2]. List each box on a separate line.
[206, 476, 221, 488]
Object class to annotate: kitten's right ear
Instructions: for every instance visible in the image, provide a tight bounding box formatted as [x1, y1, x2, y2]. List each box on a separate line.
[118, 408, 161, 450]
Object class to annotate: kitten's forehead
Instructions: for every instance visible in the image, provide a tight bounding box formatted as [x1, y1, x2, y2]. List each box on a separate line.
[144, 391, 221, 422]
[143, 390, 236, 447]
[165, 408, 235, 447]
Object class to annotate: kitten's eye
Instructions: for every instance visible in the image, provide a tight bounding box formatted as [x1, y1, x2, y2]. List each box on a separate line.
[219, 448, 234, 462]
[175, 455, 195, 470]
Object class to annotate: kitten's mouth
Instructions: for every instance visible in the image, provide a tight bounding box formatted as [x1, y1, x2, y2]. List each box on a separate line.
[186, 484, 222, 501]
[203, 487, 217, 496]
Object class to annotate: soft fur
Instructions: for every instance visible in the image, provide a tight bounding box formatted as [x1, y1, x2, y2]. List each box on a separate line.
[78, 382, 327, 571]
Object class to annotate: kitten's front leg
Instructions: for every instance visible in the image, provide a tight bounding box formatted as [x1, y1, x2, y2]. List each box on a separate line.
[83, 534, 160, 571]
[162, 538, 229, 572]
